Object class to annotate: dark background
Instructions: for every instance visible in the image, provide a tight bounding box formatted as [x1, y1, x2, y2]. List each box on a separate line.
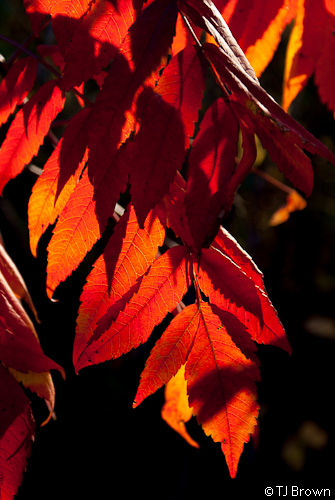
[1, 1, 335, 498]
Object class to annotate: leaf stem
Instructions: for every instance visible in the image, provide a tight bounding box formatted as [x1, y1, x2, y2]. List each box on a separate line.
[180, 13, 202, 48]
[251, 166, 293, 195]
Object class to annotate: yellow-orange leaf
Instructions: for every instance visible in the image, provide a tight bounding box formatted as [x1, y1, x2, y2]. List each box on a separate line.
[161, 365, 199, 449]
[269, 189, 307, 226]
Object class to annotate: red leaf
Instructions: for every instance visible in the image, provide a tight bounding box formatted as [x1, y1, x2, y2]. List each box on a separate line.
[178, 0, 258, 82]
[0, 272, 64, 375]
[46, 0, 178, 297]
[128, 45, 206, 225]
[0, 365, 35, 500]
[212, 226, 265, 290]
[202, 41, 335, 196]
[0, 80, 65, 195]
[28, 107, 90, 256]
[215, 0, 296, 77]
[0, 57, 38, 128]
[23, 0, 92, 52]
[196, 243, 291, 352]
[60, 0, 140, 90]
[283, 0, 335, 114]
[73, 204, 165, 368]
[222, 121, 257, 213]
[0, 242, 39, 323]
[161, 171, 196, 248]
[134, 303, 200, 407]
[45, 166, 120, 298]
[185, 97, 239, 249]
[75, 245, 191, 371]
[185, 301, 259, 478]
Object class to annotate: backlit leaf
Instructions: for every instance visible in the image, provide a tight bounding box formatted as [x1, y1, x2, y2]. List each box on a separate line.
[23, 0, 92, 52]
[269, 189, 307, 226]
[75, 245, 191, 371]
[28, 107, 90, 256]
[283, 0, 335, 114]
[185, 301, 260, 478]
[133, 304, 200, 407]
[60, 0, 139, 90]
[0, 242, 39, 322]
[161, 364, 199, 448]
[73, 204, 165, 368]
[0, 80, 65, 195]
[185, 97, 239, 250]
[0, 365, 35, 500]
[0, 57, 38, 128]
[128, 44, 206, 225]
[196, 243, 290, 352]
[214, 0, 297, 77]
[0, 272, 64, 375]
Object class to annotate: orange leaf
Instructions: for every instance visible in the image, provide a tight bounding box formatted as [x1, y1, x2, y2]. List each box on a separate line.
[73, 204, 165, 368]
[134, 304, 200, 407]
[28, 107, 90, 257]
[185, 301, 259, 478]
[75, 245, 191, 371]
[23, 0, 92, 51]
[161, 365, 199, 449]
[46, 0, 178, 297]
[0, 365, 35, 500]
[215, 0, 297, 77]
[269, 189, 307, 226]
[283, 0, 335, 114]
[0, 80, 65, 195]
[0, 57, 37, 127]
[171, 12, 202, 57]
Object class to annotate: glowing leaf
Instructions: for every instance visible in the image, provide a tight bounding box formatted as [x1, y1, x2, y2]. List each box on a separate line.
[0, 365, 35, 500]
[28, 107, 90, 256]
[196, 243, 291, 352]
[185, 301, 260, 478]
[185, 97, 239, 250]
[0, 242, 39, 322]
[0, 80, 65, 195]
[202, 41, 335, 196]
[23, 0, 92, 51]
[134, 304, 200, 407]
[283, 0, 335, 114]
[75, 245, 191, 371]
[46, 0, 178, 297]
[0, 272, 64, 376]
[161, 364, 199, 448]
[73, 204, 165, 368]
[0, 57, 38, 127]
[213, 0, 296, 77]
[269, 189, 307, 226]
[128, 44, 206, 225]
[60, 0, 139, 90]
